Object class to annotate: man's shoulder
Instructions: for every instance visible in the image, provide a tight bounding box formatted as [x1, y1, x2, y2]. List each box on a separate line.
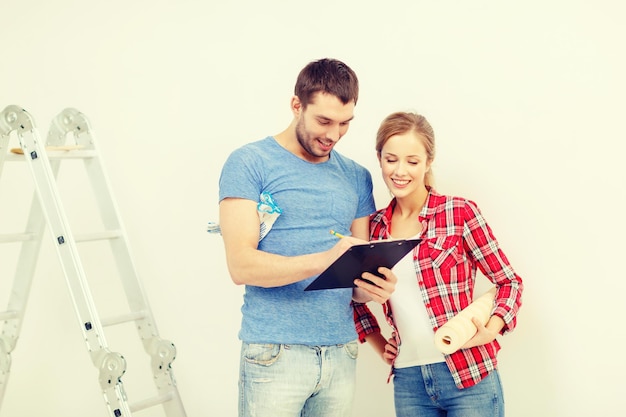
[225, 137, 278, 163]
[330, 150, 369, 172]
[231, 136, 274, 153]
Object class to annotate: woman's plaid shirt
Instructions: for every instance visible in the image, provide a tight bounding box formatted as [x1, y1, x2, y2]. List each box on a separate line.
[353, 188, 523, 389]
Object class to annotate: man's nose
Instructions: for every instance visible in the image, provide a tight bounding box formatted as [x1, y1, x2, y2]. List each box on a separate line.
[325, 124, 341, 141]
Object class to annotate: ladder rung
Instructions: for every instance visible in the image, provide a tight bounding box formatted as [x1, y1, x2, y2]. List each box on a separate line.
[0, 233, 36, 243]
[101, 311, 147, 327]
[0, 310, 19, 320]
[129, 392, 174, 413]
[4, 149, 97, 160]
[74, 230, 122, 242]
[46, 150, 97, 160]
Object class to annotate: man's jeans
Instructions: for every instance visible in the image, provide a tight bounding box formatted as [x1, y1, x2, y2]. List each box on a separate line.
[393, 362, 505, 417]
[239, 341, 358, 417]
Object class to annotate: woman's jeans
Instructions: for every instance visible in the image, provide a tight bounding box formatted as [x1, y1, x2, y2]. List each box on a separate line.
[393, 362, 505, 417]
[239, 341, 358, 417]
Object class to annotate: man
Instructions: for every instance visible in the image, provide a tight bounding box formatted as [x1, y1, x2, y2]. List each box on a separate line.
[219, 58, 396, 417]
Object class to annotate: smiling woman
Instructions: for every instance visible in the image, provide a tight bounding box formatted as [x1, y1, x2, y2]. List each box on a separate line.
[354, 111, 523, 417]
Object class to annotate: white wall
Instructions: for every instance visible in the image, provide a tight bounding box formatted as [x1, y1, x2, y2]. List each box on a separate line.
[1, 1, 625, 416]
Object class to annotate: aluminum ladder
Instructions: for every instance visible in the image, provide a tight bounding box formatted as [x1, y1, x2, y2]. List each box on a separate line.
[0, 105, 186, 417]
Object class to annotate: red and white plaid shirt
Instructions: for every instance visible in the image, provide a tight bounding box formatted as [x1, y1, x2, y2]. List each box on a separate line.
[353, 188, 523, 389]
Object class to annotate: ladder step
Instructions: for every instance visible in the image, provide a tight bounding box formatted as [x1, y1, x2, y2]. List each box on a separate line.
[0, 310, 19, 320]
[46, 150, 97, 160]
[74, 230, 123, 243]
[0, 232, 36, 243]
[129, 392, 174, 413]
[6, 147, 97, 160]
[101, 311, 147, 327]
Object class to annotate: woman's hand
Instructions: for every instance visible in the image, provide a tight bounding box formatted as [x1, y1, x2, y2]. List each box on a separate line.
[382, 333, 398, 365]
[353, 267, 398, 304]
[461, 316, 504, 349]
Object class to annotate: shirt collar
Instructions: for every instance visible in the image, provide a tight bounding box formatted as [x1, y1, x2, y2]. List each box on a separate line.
[421, 186, 446, 220]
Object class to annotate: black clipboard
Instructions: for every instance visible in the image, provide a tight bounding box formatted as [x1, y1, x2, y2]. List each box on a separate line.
[304, 239, 421, 291]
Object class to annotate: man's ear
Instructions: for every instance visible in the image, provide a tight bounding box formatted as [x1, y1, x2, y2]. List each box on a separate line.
[290, 95, 302, 116]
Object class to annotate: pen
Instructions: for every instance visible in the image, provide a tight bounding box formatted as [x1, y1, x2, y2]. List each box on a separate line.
[330, 230, 345, 239]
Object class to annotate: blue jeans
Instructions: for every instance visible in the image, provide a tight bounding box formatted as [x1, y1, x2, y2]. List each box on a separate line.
[393, 362, 504, 417]
[239, 341, 358, 417]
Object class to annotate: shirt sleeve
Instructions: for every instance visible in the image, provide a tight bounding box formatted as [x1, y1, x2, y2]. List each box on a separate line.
[219, 146, 264, 203]
[352, 301, 381, 343]
[355, 164, 376, 218]
[462, 200, 524, 334]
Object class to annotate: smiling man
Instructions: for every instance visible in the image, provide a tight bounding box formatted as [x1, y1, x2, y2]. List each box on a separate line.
[218, 58, 397, 417]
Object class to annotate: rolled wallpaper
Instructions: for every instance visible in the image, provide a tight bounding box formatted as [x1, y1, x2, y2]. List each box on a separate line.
[434, 287, 497, 354]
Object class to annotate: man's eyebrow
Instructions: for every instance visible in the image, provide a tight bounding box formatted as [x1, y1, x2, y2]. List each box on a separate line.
[316, 115, 355, 123]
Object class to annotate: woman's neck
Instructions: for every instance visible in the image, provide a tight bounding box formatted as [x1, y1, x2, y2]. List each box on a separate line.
[394, 188, 429, 219]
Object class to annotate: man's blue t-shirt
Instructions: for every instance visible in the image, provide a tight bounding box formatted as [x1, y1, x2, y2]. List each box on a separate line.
[219, 137, 375, 345]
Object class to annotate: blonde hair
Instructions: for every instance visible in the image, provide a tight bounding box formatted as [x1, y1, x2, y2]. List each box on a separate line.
[375, 111, 436, 186]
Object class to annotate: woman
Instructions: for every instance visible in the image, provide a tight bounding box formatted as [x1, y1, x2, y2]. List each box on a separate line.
[354, 112, 523, 417]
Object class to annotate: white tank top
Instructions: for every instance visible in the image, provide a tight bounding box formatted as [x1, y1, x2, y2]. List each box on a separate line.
[389, 247, 445, 368]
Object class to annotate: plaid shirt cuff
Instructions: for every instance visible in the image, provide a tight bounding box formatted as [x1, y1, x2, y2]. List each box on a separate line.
[352, 301, 381, 343]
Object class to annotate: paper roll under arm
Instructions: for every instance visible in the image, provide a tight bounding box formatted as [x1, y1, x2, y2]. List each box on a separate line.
[434, 287, 497, 354]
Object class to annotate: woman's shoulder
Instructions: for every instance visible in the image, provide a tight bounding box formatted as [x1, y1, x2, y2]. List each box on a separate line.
[370, 206, 388, 220]
[428, 189, 481, 216]
[429, 188, 475, 205]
